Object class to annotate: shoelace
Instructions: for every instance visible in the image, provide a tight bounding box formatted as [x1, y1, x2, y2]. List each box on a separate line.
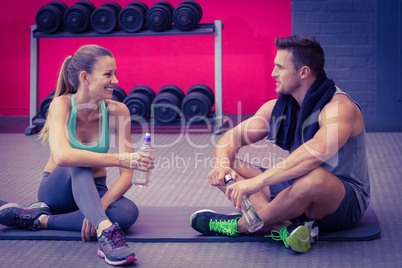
[13, 215, 36, 230]
[209, 219, 239, 236]
[265, 228, 289, 248]
[105, 227, 128, 248]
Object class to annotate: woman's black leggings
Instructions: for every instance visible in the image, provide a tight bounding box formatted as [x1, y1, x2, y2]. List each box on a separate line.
[37, 166, 138, 231]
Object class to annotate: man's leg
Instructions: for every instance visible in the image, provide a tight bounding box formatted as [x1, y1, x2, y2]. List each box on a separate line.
[244, 166, 345, 231]
[216, 159, 291, 232]
[191, 165, 344, 253]
[251, 166, 346, 253]
[220, 159, 272, 210]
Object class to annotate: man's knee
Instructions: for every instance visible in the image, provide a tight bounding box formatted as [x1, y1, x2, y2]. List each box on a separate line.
[292, 167, 335, 197]
[231, 159, 263, 181]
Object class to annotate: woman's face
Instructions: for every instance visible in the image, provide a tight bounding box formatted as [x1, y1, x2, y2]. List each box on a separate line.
[86, 56, 118, 99]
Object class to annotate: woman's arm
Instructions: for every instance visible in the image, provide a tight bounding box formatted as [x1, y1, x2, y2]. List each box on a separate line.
[47, 97, 149, 170]
[100, 101, 154, 210]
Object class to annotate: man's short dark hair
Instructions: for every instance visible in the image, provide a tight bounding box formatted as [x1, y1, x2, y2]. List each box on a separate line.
[275, 35, 325, 77]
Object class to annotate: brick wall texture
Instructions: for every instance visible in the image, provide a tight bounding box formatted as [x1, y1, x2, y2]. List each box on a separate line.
[292, 0, 376, 117]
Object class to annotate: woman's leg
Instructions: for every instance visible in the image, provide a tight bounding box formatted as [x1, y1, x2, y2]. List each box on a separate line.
[105, 197, 139, 230]
[68, 167, 109, 230]
[39, 167, 139, 231]
[38, 166, 108, 230]
[95, 177, 139, 230]
[38, 168, 78, 214]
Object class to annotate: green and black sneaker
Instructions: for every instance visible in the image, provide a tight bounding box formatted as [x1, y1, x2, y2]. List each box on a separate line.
[266, 221, 319, 253]
[190, 209, 241, 237]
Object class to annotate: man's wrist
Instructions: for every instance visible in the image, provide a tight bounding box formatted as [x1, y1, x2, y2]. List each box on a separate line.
[214, 156, 231, 169]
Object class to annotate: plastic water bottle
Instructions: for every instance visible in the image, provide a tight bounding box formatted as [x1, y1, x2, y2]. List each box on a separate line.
[132, 133, 153, 188]
[224, 174, 264, 233]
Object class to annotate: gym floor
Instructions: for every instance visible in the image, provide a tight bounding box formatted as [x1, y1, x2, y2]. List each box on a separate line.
[0, 116, 401, 267]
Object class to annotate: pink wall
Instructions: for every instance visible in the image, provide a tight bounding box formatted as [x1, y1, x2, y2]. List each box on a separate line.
[0, 0, 290, 116]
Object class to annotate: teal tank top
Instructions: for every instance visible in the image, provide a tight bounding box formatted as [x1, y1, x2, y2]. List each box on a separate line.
[67, 94, 110, 153]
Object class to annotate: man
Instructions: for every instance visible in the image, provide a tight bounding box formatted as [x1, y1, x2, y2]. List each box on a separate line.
[190, 35, 370, 253]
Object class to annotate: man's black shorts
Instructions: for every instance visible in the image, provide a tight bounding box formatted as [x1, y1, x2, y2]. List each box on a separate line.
[259, 167, 363, 231]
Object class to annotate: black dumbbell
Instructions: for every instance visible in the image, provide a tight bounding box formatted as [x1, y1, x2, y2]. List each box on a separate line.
[173, 0, 202, 31]
[91, 2, 122, 33]
[152, 85, 184, 123]
[40, 90, 56, 118]
[146, 1, 174, 32]
[181, 84, 214, 122]
[36, 1, 68, 33]
[119, 1, 149, 33]
[64, 1, 96, 33]
[124, 85, 156, 119]
[112, 86, 127, 102]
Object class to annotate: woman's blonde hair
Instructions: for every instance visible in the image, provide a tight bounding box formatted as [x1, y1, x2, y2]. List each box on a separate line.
[39, 45, 113, 146]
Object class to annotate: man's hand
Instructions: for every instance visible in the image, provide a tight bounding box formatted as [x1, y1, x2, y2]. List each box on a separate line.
[225, 178, 264, 210]
[81, 218, 96, 241]
[208, 167, 238, 187]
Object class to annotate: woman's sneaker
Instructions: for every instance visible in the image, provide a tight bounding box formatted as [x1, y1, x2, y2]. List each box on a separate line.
[190, 209, 241, 237]
[0, 202, 51, 230]
[265, 220, 319, 253]
[97, 223, 137, 266]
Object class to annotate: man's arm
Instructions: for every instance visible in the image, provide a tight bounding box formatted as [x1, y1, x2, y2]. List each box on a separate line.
[209, 100, 277, 186]
[226, 95, 361, 207]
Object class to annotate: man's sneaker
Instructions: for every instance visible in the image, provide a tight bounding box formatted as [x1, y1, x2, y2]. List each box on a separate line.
[265, 220, 319, 253]
[0, 202, 51, 231]
[190, 209, 240, 237]
[304, 220, 319, 244]
[97, 223, 137, 266]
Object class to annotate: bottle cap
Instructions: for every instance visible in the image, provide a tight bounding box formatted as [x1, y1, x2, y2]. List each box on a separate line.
[144, 133, 151, 142]
[224, 174, 233, 184]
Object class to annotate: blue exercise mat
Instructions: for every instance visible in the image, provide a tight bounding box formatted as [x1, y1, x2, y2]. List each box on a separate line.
[0, 206, 381, 242]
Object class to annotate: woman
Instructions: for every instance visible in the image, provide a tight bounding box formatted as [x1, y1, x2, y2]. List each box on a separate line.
[0, 45, 154, 266]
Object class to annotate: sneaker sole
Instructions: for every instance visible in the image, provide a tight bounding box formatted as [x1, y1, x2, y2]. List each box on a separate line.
[189, 209, 217, 225]
[0, 203, 24, 211]
[0, 202, 51, 228]
[189, 209, 218, 235]
[0, 202, 49, 211]
[0, 203, 23, 226]
[0, 202, 51, 229]
[305, 221, 319, 244]
[286, 226, 311, 253]
[97, 249, 137, 266]
[189, 209, 242, 224]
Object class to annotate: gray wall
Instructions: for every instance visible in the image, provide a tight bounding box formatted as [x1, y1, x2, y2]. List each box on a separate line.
[292, 0, 401, 131]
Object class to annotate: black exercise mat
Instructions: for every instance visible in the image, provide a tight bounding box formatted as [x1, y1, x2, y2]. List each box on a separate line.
[0, 206, 381, 242]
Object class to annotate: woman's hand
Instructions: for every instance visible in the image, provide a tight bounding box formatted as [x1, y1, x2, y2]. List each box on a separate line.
[208, 167, 238, 187]
[81, 218, 96, 241]
[225, 178, 263, 210]
[118, 152, 154, 171]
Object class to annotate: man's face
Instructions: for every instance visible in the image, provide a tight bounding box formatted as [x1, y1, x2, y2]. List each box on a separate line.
[271, 49, 301, 95]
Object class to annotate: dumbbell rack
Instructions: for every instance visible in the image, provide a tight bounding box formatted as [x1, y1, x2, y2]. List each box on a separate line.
[26, 20, 225, 135]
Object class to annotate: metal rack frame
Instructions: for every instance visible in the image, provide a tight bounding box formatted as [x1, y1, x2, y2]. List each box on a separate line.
[26, 20, 223, 135]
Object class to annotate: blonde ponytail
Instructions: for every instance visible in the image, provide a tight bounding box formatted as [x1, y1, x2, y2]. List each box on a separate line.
[38, 45, 114, 146]
[38, 56, 75, 146]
